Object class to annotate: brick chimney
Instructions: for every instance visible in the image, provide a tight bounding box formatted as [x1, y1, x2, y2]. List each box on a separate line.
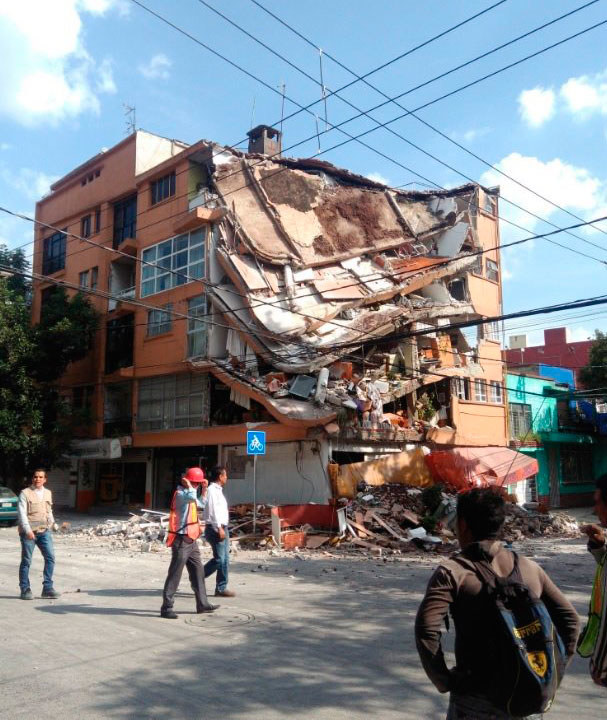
[247, 125, 282, 156]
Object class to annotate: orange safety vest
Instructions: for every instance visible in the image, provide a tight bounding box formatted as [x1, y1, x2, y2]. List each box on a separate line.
[166, 490, 201, 547]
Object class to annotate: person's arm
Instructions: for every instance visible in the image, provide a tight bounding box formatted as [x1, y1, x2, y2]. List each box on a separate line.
[47, 493, 55, 527]
[17, 492, 34, 538]
[415, 566, 456, 693]
[581, 524, 606, 564]
[539, 567, 580, 658]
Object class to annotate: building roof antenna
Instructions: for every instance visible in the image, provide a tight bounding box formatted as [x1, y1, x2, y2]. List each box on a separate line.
[123, 103, 136, 135]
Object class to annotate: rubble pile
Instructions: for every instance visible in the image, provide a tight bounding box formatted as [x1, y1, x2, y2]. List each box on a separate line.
[67, 512, 170, 552]
[502, 503, 579, 542]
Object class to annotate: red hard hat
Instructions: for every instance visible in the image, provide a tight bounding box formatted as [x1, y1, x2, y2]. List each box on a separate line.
[183, 467, 206, 483]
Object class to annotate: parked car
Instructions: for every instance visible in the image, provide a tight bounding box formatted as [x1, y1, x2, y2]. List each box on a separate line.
[0, 486, 18, 526]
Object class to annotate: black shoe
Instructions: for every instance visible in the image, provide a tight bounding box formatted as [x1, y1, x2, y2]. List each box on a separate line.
[20, 589, 33, 600]
[41, 588, 60, 599]
[196, 604, 219, 614]
[160, 609, 178, 619]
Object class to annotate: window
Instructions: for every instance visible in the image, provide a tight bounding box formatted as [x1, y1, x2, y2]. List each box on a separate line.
[42, 230, 67, 274]
[474, 379, 487, 403]
[137, 373, 209, 431]
[486, 259, 499, 283]
[113, 194, 137, 248]
[489, 380, 503, 404]
[471, 255, 483, 276]
[140, 228, 206, 297]
[81, 214, 91, 238]
[151, 172, 176, 205]
[147, 303, 173, 337]
[78, 270, 89, 288]
[561, 445, 593, 486]
[187, 295, 207, 357]
[483, 193, 497, 216]
[453, 377, 470, 401]
[105, 314, 134, 374]
[482, 320, 500, 341]
[94, 206, 101, 234]
[91, 266, 98, 290]
[509, 402, 532, 437]
[73, 385, 94, 412]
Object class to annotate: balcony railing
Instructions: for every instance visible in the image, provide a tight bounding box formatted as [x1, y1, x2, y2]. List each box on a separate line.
[109, 286, 136, 312]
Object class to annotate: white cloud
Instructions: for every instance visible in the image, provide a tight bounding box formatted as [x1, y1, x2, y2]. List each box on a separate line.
[518, 87, 555, 127]
[0, 208, 35, 253]
[1, 167, 60, 201]
[0, 143, 10, 151]
[366, 172, 390, 186]
[452, 127, 490, 143]
[481, 153, 603, 230]
[0, 0, 123, 125]
[138, 54, 172, 80]
[568, 326, 594, 342]
[561, 71, 607, 117]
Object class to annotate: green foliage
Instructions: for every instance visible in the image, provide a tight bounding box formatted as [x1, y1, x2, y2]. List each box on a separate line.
[420, 514, 438, 533]
[32, 287, 98, 382]
[579, 330, 607, 392]
[0, 245, 29, 298]
[0, 254, 99, 485]
[421, 483, 444, 514]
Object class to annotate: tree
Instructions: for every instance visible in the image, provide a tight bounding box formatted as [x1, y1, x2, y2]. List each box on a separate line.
[0, 247, 99, 487]
[579, 330, 607, 392]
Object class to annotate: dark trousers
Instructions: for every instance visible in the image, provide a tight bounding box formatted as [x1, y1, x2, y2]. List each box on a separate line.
[161, 535, 211, 612]
[204, 526, 229, 592]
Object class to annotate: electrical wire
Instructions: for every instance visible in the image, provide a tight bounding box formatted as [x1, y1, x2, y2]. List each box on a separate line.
[249, 0, 607, 243]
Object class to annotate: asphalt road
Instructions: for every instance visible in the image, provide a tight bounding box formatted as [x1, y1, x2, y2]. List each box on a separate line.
[0, 522, 604, 719]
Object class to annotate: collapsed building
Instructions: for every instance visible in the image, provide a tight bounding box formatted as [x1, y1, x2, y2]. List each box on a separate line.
[32, 126, 522, 511]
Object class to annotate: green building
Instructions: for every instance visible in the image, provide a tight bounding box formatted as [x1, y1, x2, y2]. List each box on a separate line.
[507, 372, 607, 508]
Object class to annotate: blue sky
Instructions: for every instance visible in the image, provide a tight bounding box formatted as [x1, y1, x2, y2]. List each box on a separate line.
[1, 0, 607, 348]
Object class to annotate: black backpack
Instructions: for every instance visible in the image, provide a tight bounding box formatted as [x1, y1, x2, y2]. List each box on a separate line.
[461, 553, 567, 717]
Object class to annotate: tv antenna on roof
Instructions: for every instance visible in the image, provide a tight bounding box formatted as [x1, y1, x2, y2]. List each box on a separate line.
[123, 104, 136, 135]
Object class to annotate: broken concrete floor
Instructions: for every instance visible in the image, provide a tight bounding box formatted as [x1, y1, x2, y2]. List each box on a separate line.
[0, 525, 603, 719]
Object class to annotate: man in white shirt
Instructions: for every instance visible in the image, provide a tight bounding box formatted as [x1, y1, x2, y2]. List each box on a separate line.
[203, 465, 235, 597]
[18, 469, 60, 600]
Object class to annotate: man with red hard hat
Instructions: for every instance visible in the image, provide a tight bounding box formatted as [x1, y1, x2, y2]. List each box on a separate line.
[160, 467, 218, 619]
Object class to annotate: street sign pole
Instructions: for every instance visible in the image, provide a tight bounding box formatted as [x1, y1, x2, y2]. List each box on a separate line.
[246, 430, 266, 536]
[253, 454, 257, 534]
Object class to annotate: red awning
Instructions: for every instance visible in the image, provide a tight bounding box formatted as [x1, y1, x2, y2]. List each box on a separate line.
[425, 446, 539, 492]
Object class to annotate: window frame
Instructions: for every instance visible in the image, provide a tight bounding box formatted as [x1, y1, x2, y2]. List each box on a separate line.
[486, 258, 499, 283]
[137, 373, 209, 431]
[453, 377, 470, 401]
[81, 214, 91, 238]
[489, 380, 503, 404]
[509, 402, 532, 438]
[474, 379, 487, 403]
[78, 270, 90, 288]
[147, 303, 173, 337]
[151, 171, 176, 205]
[42, 230, 67, 275]
[113, 194, 137, 248]
[187, 295, 207, 358]
[140, 228, 206, 298]
[90, 266, 98, 290]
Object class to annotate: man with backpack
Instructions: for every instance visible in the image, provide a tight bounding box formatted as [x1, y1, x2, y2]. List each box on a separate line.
[415, 488, 579, 719]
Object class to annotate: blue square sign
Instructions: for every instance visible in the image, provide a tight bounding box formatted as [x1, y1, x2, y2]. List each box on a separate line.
[247, 430, 266, 455]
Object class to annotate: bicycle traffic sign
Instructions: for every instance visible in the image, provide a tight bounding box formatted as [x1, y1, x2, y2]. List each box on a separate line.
[247, 430, 266, 455]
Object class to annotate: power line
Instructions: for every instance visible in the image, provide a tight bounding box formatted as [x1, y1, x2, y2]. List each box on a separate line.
[248, 0, 607, 246]
[5, 204, 607, 357]
[129, 0, 607, 266]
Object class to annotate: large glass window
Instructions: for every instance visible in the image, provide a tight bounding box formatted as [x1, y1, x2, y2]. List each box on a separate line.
[140, 228, 205, 297]
[486, 259, 499, 283]
[42, 230, 67, 274]
[147, 303, 173, 337]
[151, 172, 176, 205]
[509, 402, 532, 437]
[113, 194, 137, 248]
[137, 373, 209, 431]
[187, 295, 207, 357]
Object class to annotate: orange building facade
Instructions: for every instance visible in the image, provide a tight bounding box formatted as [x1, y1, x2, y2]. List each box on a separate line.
[33, 129, 508, 511]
